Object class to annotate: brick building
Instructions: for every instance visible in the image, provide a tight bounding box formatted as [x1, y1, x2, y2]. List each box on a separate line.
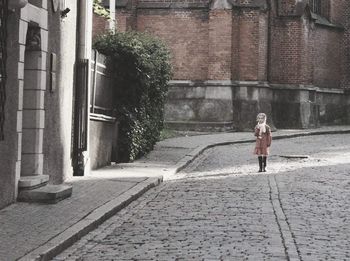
[94, 0, 350, 130]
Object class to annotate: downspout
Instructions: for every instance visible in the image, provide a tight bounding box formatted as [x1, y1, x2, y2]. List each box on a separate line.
[81, 0, 93, 175]
[76, 0, 81, 56]
[73, 0, 93, 176]
[78, 0, 92, 59]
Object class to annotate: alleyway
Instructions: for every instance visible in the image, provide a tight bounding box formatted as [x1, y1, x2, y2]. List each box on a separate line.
[55, 134, 350, 260]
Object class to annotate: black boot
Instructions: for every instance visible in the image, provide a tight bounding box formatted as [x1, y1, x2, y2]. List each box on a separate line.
[262, 156, 267, 172]
[258, 156, 263, 172]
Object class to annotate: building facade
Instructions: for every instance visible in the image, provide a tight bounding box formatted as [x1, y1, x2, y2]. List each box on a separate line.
[0, 0, 118, 209]
[95, 0, 350, 131]
[0, 0, 78, 208]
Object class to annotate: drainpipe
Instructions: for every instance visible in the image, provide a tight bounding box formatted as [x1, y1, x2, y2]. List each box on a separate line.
[74, 0, 93, 176]
[78, 0, 93, 59]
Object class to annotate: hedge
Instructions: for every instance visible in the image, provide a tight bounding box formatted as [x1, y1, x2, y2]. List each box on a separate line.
[94, 31, 172, 162]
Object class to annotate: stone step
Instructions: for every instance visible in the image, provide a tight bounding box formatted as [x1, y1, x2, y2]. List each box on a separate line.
[18, 175, 49, 190]
[17, 184, 73, 204]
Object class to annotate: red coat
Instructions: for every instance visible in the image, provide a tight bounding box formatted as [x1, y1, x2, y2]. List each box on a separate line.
[254, 125, 272, 155]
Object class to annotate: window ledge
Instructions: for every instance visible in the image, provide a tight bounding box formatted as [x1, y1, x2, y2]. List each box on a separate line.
[90, 113, 116, 123]
[311, 12, 344, 30]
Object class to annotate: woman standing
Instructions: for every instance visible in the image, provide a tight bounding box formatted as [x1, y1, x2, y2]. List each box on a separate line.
[254, 113, 272, 172]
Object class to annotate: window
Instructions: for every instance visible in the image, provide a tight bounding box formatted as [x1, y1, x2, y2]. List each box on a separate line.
[309, 0, 330, 19]
[309, 0, 321, 14]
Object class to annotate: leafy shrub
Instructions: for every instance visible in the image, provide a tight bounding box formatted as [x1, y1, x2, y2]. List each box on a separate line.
[93, 0, 110, 18]
[94, 31, 172, 162]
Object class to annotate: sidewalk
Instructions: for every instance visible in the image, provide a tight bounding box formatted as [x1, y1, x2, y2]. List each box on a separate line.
[1, 125, 349, 261]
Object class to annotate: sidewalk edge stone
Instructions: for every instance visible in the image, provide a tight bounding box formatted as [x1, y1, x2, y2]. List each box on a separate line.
[18, 176, 163, 261]
[173, 129, 350, 174]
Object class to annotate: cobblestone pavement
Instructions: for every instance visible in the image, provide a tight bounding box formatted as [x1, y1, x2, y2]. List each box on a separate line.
[54, 134, 350, 261]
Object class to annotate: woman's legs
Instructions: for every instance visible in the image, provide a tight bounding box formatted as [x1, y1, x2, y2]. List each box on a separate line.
[262, 156, 267, 172]
[258, 156, 263, 172]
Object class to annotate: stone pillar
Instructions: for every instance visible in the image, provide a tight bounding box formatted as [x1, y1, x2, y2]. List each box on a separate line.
[208, 7, 232, 80]
[232, 5, 274, 131]
[203, 0, 234, 130]
[22, 50, 46, 177]
[17, 2, 50, 189]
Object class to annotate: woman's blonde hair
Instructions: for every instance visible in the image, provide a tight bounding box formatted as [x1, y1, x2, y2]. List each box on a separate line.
[256, 113, 267, 121]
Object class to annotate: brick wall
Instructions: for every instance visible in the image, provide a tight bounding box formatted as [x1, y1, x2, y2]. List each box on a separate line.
[93, 14, 109, 39]
[331, 0, 350, 88]
[92, 1, 350, 88]
[311, 26, 342, 88]
[136, 9, 209, 80]
[300, 18, 313, 85]
[269, 1, 347, 88]
[278, 0, 296, 16]
[258, 12, 268, 81]
[270, 17, 303, 84]
[139, 0, 209, 3]
[116, 9, 135, 32]
[208, 10, 232, 80]
[238, 9, 262, 81]
[93, 10, 135, 38]
[231, 9, 240, 80]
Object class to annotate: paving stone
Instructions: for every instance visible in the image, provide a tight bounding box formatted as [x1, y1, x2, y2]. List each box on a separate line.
[53, 134, 350, 260]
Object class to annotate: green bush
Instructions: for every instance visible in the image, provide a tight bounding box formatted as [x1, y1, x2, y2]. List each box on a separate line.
[94, 31, 172, 162]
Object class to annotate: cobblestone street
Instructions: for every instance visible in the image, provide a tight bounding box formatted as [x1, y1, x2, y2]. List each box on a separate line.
[54, 134, 350, 261]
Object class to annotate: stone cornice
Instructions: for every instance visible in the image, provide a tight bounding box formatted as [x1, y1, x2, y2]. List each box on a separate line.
[130, 0, 268, 10]
[168, 80, 347, 94]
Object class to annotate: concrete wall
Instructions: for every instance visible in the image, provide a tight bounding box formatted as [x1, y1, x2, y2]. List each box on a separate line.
[89, 120, 117, 169]
[0, 13, 21, 209]
[43, 1, 77, 184]
[0, 1, 79, 208]
[165, 81, 234, 131]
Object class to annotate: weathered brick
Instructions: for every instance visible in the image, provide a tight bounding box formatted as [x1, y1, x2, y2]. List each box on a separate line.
[92, 0, 350, 87]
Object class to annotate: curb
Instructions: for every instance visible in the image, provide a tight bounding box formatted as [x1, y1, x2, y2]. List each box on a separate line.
[173, 129, 350, 173]
[18, 176, 163, 261]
